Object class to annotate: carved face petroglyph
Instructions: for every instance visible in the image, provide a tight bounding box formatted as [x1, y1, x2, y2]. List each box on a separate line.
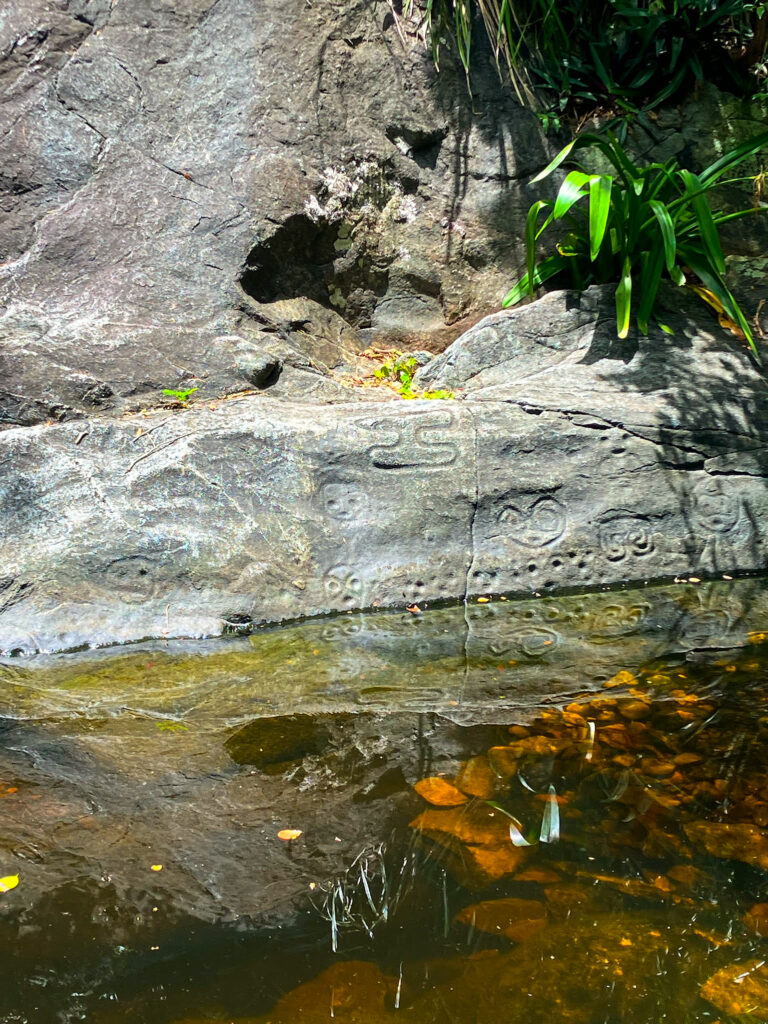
[499, 496, 567, 548]
[695, 481, 742, 535]
[323, 482, 365, 522]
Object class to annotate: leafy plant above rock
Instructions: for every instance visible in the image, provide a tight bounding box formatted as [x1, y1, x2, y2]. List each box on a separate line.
[403, 0, 768, 117]
[501, 130, 768, 355]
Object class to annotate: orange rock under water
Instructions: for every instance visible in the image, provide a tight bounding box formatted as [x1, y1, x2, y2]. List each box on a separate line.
[702, 959, 768, 1018]
[684, 821, 768, 871]
[455, 897, 547, 942]
[454, 756, 497, 800]
[413, 777, 469, 807]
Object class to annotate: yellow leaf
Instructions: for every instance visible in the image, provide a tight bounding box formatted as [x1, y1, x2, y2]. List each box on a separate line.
[687, 283, 725, 315]
[0, 874, 19, 893]
[150, 864, 163, 872]
[277, 829, 303, 841]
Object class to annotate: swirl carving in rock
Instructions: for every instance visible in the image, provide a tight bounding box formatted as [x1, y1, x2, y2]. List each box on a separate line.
[323, 565, 364, 605]
[499, 496, 567, 547]
[364, 410, 459, 470]
[598, 514, 655, 562]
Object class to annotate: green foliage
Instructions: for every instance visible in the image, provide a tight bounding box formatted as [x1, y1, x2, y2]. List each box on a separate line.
[374, 355, 454, 398]
[502, 130, 768, 355]
[161, 386, 198, 403]
[403, 0, 768, 115]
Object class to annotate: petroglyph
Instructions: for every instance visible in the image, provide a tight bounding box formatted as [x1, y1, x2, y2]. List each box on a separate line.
[363, 410, 459, 470]
[499, 496, 567, 547]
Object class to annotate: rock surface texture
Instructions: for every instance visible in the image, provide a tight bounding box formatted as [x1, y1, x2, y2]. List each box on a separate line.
[0, 0, 551, 426]
[1, 283, 767, 653]
[2, 2, 768, 653]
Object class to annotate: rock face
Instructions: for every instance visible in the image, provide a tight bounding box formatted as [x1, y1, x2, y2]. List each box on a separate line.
[0, 0, 551, 426]
[1, 285, 767, 653]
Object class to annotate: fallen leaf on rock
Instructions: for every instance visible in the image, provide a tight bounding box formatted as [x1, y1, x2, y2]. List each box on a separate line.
[414, 777, 468, 807]
[460, 843, 530, 887]
[410, 805, 510, 846]
[515, 866, 561, 884]
[0, 874, 19, 893]
[278, 829, 303, 841]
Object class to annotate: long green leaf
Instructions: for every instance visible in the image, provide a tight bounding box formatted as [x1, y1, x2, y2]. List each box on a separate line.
[501, 254, 568, 308]
[553, 171, 592, 219]
[680, 169, 726, 276]
[636, 246, 664, 334]
[530, 133, 635, 187]
[648, 200, 676, 272]
[615, 256, 632, 339]
[699, 131, 768, 186]
[525, 200, 551, 295]
[589, 175, 612, 261]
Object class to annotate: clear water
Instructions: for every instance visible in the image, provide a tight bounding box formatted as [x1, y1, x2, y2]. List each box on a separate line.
[3, 577, 768, 1023]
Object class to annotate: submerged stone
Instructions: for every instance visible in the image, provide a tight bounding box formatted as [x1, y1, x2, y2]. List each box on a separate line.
[701, 959, 768, 1017]
[454, 897, 547, 942]
[684, 821, 768, 871]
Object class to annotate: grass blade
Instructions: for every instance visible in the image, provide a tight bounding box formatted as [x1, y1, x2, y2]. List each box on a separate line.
[525, 199, 550, 293]
[589, 174, 612, 261]
[699, 130, 768, 186]
[501, 253, 568, 307]
[636, 245, 664, 334]
[615, 255, 632, 338]
[539, 785, 560, 843]
[553, 171, 591, 219]
[680, 169, 726, 276]
[648, 199, 677, 273]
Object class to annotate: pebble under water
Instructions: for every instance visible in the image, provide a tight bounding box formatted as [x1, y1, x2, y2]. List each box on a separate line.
[4, 578, 768, 1022]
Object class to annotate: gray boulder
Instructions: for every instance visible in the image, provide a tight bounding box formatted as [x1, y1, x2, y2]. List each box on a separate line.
[1, 286, 767, 654]
[0, 0, 552, 427]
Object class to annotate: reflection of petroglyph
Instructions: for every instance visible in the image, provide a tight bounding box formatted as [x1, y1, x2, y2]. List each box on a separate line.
[364, 411, 459, 470]
[599, 513, 655, 561]
[323, 482, 365, 521]
[490, 625, 560, 658]
[324, 565, 365, 605]
[679, 608, 732, 644]
[588, 602, 650, 643]
[320, 618, 363, 642]
[499, 496, 566, 547]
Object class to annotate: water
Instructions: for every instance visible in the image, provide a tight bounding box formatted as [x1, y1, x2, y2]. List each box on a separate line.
[3, 577, 768, 1022]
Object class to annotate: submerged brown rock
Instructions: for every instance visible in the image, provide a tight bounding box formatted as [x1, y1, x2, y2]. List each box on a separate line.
[684, 822, 768, 871]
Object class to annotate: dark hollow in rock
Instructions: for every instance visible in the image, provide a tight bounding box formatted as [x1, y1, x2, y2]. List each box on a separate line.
[240, 215, 340, 305]
[236, 353, 283, 389]
[226, 713, 334, 769]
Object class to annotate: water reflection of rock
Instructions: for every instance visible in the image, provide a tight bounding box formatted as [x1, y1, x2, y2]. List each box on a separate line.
[1, 576, 768, 1015]
[242, 915, 698, 1024]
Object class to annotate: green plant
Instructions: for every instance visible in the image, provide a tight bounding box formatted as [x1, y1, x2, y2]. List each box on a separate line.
[502, 130, 768, 355]
[402, 0, 768, 116]
[374, 355, 455, 398]
[162, 386, 198, 403]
